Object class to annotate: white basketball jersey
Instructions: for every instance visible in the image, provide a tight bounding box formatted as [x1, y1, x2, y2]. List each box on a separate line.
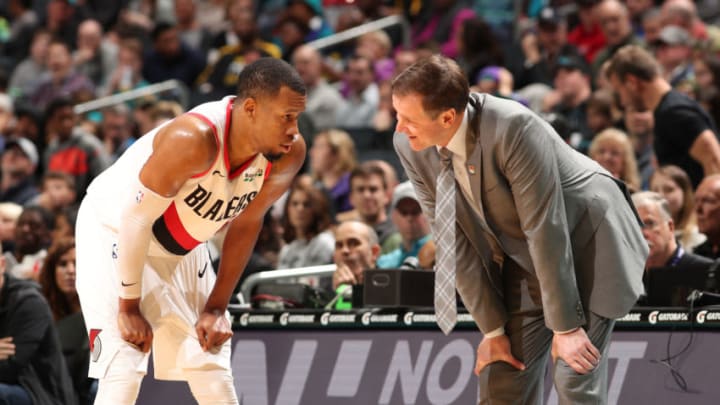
[85, 96, 270, 257]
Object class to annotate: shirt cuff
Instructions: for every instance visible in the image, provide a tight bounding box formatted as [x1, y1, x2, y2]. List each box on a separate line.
[483, 326, 505, 338]
[554, 327, 580, 335]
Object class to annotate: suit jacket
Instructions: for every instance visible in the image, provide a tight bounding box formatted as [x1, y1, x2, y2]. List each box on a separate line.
[394, 93, 649, 333]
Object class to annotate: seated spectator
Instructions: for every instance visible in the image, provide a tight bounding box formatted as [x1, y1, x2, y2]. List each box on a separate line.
[347, 162, 400, 253]
[330, 220, 381, 308]
[98, 104, 135, 161]
[27, 171, 77, 217]
[585, 89, 616, 136]
[652, 26, 694, 88]
[306, 129, 357, 215]
[30, 39, 95, 111]
[102, 38, 148, 97]
[589, 128, 641, 192]
[39, 237, 95, 405]
[335, 55, 379, 129]
[0, 203, 21, 254]
[277, 182, 334, 269]
[7, 29, 50, 100]
[0, 138, 39, 206]
[650, 165, 705, 251]
[632, 191, 714, 305]
[174, 0, 213, 52]
[694, 174, 720, 259]
[377, 181, 432, 269]
[142, 22, 206, 87]
[546, 54, 594, 152]
[273, 15, 310, 62]
[355, 30, 395, 83]
[0, 243, 76, 405]
[456, 17, 504, 85]
[43, 98, 111, 198]
[291, 45, 343, 132]
[592, 0, 641, 75]
[72, 19, 117, 89]
[51, 206, 78, 242]
[4, 206, 53, 281]
[283, 0, 333, 43]
[567, 0, 607, 64]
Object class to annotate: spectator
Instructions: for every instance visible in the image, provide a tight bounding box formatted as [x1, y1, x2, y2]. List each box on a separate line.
[273, 15, 310, 62]
[102, 38, 148, 97]
[51, 206, 78, 241]
[652, 26, 694, 88]
[693, 53, 720, 90]
[142, 22, 206, 87]
[592, 0, 640, 74]
[8, 29, 50, 100]
[283, 0, 333, 43]
[30, 40, 95, 111]
[641, 7, 663, 45]
[607, 45, 720, 188]
[39, 237, 95, 405]
[1, 0, 39, 70]
[661, 0, 720, 53]
[632, 191, 713, 304]
[330, 220, 381, 306]
[99, 104, 135, 161]
[335, 55, 379, 129]
[73, 19, 117, 89]
[456, 17, 504, 85]
[198, 0, 280, 100]
[307, 129, 357, 215]
[0, 203, 22, 254]
[277, 182, 334, 269]
[410, 0, 475, 59]
[45, 0, 84, 48]
[43, 98, 111, 198]
[547, 54, 594, 152]
[348, 163, 399, 253]
[355, 30, 395, 82]
[27, 171, 77, 216]
[174, 0, 213, 52]
[0, 138, 39, 206]
[0, 243, 76, 405]
[291, 45, 343, 132]
[392, 48, 418, 79]
[650, 165, 705, 251]
[623, 106, 655, 189]
[585, 89, 615, 135]
[694, 174, 720, 259]
[376, 181, 431, 269]
[515, 6, 583, 89]
[589, 128, 641, 191]
[4, 206, 53, 281]
[625, 0, 654, 37]
[568, 0, 607, 63]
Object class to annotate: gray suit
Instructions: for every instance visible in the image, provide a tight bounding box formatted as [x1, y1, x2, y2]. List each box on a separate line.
[394, 93, 649, 404]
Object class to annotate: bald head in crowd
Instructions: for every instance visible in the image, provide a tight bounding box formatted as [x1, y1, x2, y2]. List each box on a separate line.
[595, 0, 632, 47]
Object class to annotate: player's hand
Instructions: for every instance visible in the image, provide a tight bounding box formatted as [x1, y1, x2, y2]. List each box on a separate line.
[332, 263, 357, 290]
[0, 337, 15, 360]
[474, 334, 526, 375]
[551, 327, 600, 374]
[118, 298, 153, 352]
[196, 310, 232, 352]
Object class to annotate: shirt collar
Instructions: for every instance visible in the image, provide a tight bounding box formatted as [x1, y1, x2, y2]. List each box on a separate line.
[437, 108, 469, 161]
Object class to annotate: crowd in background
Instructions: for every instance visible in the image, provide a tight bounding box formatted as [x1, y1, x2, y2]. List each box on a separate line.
[1, 0, 720, 403]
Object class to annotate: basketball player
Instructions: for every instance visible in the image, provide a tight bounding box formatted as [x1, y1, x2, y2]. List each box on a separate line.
[75, 58, 306, 404]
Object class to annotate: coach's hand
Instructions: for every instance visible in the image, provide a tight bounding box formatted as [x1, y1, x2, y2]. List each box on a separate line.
[551, 327, 600, 374]
[118, 298, 153, 352]
[474, 334, 525, 375]
[196, 310, 232, 352]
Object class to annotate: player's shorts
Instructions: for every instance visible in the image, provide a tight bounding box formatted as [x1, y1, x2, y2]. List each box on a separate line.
[75, 199, 232, 381]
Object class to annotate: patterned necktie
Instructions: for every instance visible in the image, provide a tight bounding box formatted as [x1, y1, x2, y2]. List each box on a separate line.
[434, 147, 457, 335]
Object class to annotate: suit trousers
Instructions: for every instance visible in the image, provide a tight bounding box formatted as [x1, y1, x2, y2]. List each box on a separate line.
[477, 259, 615, 405]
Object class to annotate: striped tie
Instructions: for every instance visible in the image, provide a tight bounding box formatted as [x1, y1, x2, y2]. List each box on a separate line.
[434, 147, 457, 335]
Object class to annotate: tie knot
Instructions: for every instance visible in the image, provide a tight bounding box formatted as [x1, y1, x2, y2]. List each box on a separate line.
[439, 147, 453, 164]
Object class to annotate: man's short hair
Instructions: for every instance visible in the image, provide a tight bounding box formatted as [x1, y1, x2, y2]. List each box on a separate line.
[392, 54, 469, 118]
[606, 45, 662, 82]
[350, 162, 388, 191]
[632, 191, 672, 222]
[336, 220, 379, 246]
[43, 171, 76, 190]
[236, 57, 306, 101]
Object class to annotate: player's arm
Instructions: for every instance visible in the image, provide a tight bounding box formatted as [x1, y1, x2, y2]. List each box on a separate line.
[203, 137, 306, 315]
[117, 115, 217, 351]
[689, 129, 720, 176]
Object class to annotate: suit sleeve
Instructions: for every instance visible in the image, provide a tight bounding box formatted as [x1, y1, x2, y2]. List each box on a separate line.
[394, 134, 508, 334]
[498, 115, 585, 332]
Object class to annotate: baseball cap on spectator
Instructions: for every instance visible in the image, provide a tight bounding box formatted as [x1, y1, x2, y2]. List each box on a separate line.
[5, 137, 39, 166]
[653, 26, 692, 47]
[391, 181, 418, 211]
[538, 7, 563, 30]
[555, 54, 591, 76]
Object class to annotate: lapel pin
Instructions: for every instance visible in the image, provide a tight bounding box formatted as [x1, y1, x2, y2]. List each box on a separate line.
[467, 164, 476, 175]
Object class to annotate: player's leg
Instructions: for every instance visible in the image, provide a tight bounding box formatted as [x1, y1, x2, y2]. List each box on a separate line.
[147, 244, 238, 402]
[185, 367, 238, 405]
[75, 200, 150, 405]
